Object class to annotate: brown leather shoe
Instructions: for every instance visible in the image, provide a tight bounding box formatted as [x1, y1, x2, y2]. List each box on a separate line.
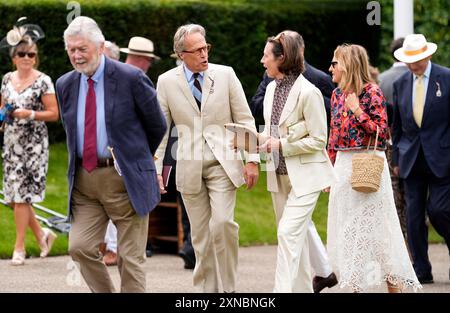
[103, 250, 118, 266]
[313, 272, 338, 293]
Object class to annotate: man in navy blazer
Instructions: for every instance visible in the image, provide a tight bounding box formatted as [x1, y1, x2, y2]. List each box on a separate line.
[392, 34, 450, 284]
[56, 17, 166, 292]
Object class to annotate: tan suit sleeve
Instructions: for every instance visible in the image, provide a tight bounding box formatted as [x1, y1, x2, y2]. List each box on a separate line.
[280, 87, 327, 156]
[155, 75, 173, 175]
[228, 67, 260, 163]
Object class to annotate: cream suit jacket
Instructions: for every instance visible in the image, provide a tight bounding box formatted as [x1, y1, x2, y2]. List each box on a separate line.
[261, 74, 336, 197]
[155, 63, 259, 194]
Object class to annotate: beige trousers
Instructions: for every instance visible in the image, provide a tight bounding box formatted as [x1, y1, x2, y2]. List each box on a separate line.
[271, 175, 320, 293]
[181, 144, 239, 293]
[69, 166, 149, 293]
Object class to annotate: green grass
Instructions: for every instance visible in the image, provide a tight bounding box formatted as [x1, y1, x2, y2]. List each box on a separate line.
[0, 143, 444, 259]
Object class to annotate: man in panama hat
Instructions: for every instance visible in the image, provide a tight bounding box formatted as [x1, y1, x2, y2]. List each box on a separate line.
[392, 33, 450, 284]
[120, 36, 160, 74]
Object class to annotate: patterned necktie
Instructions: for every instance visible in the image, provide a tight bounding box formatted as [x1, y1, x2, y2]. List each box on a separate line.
[192, 73, 202, 110]
[413, 75, 425, 127]
[82, 78, 98, 172]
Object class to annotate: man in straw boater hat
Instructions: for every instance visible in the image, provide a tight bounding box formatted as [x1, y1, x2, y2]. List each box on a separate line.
[392, 33, 450, 284]
[120, 36, 160, 75]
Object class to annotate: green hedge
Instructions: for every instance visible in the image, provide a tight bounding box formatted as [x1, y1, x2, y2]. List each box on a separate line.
[0, 0, 380, 142]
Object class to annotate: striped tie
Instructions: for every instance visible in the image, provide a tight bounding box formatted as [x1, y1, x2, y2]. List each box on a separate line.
[192, 73, 202, 110]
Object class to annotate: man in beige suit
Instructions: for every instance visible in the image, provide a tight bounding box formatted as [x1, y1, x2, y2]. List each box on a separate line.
[155, 24, 259, 293]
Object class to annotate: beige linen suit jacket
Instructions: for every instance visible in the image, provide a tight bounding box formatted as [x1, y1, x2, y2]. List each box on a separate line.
[155, 63, 259, 194]
[261, 74, 336, 197]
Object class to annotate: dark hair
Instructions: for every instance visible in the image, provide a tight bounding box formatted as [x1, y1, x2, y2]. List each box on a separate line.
[9, 35, 40, 69]
[267, 30, 305, 76]
[390, 37, 404, 60]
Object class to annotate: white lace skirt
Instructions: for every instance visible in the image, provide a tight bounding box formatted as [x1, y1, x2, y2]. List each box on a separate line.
[327, 150, 421, 292]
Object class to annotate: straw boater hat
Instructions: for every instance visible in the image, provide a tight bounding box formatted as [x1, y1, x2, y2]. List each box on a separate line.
[120, 36, 160, 60]
[394, 34, 437, 64]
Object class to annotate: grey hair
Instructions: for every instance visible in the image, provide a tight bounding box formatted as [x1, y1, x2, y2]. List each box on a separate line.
[173, 24, 205, 54]
[64, 16, 105, 49]
[104, 40, 120, 60]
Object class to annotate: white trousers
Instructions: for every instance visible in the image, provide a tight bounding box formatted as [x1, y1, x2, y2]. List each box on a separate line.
[104, 220, 117, 253]
[271, 175, 330, 292]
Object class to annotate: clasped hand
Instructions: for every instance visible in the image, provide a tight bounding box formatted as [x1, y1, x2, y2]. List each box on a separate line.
[257, 137, 280, 153]
[344, 93, 362, 115]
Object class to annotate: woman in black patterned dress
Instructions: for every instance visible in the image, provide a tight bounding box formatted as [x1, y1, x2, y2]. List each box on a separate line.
[1, 32, 59, 265]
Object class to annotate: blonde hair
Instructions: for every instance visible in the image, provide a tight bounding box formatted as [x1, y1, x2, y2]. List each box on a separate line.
[333, 44, 372, 95]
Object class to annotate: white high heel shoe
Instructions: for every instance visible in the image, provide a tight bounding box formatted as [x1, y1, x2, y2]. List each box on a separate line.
[11, 250, 26, 266]
[39, 228, 57, 258]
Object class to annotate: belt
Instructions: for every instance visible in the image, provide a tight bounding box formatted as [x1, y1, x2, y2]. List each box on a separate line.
[77, 158, 115, 168]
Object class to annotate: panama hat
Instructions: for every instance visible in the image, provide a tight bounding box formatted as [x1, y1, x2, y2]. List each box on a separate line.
[120, 36, 160, 60]
[394, 34, 437, 64]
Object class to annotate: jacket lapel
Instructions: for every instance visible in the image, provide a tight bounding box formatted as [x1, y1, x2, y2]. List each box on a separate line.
[201, 68, 214, 110]
[67, 72, 81, 150]
[278, 75, 303, 126]
[175, 65, 200, 113]
[104, 58, 117, 140]
[422, 63, 439, 126]
[264, 81, 275, 127]
[403, 73, 417, 129]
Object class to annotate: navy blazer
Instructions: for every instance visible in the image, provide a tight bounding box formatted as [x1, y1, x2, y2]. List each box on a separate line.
[392, 63, 450, 178]
[56, 58, 167, 217]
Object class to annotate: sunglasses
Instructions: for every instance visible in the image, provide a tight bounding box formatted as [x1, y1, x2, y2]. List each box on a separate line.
[330, 61, 338, 69]
[16, 52, 37, 58]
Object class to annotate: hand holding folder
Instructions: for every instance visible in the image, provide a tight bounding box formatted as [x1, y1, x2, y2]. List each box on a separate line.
[224, 123, 259, 153]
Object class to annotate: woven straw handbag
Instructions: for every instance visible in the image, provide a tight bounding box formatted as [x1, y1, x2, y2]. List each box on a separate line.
[351, 126, 384, 193]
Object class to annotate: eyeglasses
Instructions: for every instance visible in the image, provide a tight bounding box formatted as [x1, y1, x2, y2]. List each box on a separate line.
[330, 61, 338, 69]
[16, 52, 37, 58]
[183, 43, 212, 56]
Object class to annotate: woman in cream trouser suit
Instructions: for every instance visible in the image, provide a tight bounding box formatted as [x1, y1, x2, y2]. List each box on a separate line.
[258, 30, 336, 293]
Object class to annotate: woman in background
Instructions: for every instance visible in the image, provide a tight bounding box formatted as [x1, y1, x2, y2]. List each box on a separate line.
[1, 23, 59, 265]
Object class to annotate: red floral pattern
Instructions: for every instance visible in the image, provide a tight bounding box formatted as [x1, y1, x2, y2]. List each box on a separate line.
[327, 83, 388, 164]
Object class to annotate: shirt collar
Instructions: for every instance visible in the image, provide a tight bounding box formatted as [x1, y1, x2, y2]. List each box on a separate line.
[183, 65, 204, 81]
[415, 61, 432, 80]
[82, 54, 105, 83]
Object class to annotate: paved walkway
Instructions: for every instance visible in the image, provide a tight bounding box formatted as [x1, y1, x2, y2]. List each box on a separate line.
[1, 244, 448, 293]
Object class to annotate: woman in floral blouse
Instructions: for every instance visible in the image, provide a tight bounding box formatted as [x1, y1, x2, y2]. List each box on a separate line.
[326, 44, 420, 292]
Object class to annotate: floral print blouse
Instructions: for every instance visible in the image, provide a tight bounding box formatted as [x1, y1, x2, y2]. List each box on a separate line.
[327, 83, 388, 165]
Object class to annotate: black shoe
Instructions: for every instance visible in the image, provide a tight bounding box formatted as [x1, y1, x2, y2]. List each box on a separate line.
[417, 274, 434, 284]
[178, 248, 195, 270]
[313, 272, 338, 293]
[146, 248, 153, 257]
[146, 243, 153, 258]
